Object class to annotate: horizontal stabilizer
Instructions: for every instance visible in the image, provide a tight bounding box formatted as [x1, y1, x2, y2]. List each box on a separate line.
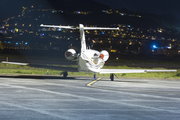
[2, 61, 29, 65]
[40, 24, 119, 30]
[40, 24, 76, 29]
[83, 27, 119, 30]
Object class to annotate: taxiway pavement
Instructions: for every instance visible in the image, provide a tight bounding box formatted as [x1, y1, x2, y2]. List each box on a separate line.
[0, 76, 180, 120]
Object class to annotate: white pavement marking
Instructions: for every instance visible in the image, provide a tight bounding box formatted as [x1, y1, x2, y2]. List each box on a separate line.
[0, 79, 180, 114]
[0, 101, 71, 119]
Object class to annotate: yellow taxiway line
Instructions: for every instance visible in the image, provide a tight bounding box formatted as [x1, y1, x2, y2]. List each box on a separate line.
[86, 78, 101, 87]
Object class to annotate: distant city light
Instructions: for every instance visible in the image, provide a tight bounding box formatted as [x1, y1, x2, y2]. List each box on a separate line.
[127, 25, 131, 27]
[153, 45, 157, 48]
[168, 47, 172, 49]
[0, 5, 178, 56]
[57, 28, 62, 31]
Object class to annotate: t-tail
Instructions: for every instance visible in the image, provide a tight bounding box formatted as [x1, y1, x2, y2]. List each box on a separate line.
[78, 24, 119, 53]
[79, 24, 86, 53]
[40, 24, 119, 53]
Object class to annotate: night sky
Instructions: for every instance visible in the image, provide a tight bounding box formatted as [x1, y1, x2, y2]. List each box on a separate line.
[0, 0, 180, 21]
[95, 0, 180, 18]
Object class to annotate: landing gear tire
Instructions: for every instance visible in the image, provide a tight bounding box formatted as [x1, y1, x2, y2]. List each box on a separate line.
[110, 74, 114, 81]
[63, 71, 68, 78]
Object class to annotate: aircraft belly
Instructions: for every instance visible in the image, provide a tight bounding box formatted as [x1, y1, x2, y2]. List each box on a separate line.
[78, 55, 103, 73]
[78, 56, 91, 72]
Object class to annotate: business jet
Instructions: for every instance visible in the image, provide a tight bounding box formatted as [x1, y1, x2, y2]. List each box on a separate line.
[2, 24, 177, 81]
[39, 24, 176, 80]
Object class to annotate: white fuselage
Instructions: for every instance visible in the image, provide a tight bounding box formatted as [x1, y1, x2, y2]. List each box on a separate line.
[38, 24, 177, 78]
[78, 49, 104, 73]
[40, 23, 117, 73]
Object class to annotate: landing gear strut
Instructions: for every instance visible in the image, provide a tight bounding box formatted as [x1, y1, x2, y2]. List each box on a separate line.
[63, 71, 68, 78]
[110, 73, 118, 81]
[110, 74, 114, 81]
[94, 73, 97, 80]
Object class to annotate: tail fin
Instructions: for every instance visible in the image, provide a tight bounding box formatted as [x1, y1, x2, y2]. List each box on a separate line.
[40, 24, 119, 53]
[79, 24, 86, 53]
[78, 24, 119, 52]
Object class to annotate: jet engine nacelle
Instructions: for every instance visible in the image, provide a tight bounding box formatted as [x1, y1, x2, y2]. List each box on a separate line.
[100, 50, 109, 61]
[65, 49, 77, 60]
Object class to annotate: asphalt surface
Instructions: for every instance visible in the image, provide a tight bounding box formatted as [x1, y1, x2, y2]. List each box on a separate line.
[0, 75, 180, 120]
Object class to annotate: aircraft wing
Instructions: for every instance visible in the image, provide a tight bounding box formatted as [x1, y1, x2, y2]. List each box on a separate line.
[1, 61, 78, 72]
[2, 61, 29, 65]
[99, 69, 177, 74]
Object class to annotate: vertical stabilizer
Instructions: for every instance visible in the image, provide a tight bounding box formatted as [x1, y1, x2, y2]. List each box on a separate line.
[40, 23, 119, 53]
[79, 24, 86, 53]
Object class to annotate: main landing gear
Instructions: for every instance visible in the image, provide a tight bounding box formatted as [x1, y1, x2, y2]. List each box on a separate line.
[94, 73, 97, 80]
[110, 74, 114, 81]
[94, 73, 117, 81]
[110, 74, 117, 81]
[63, 71, 68, 78]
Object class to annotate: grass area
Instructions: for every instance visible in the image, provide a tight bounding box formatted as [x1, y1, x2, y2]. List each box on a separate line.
[107, 59, 180, 65]
[0, 63, 180, 79]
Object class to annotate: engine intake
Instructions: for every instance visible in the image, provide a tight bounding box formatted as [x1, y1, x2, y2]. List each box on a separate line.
[65, 49, 77, 60]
